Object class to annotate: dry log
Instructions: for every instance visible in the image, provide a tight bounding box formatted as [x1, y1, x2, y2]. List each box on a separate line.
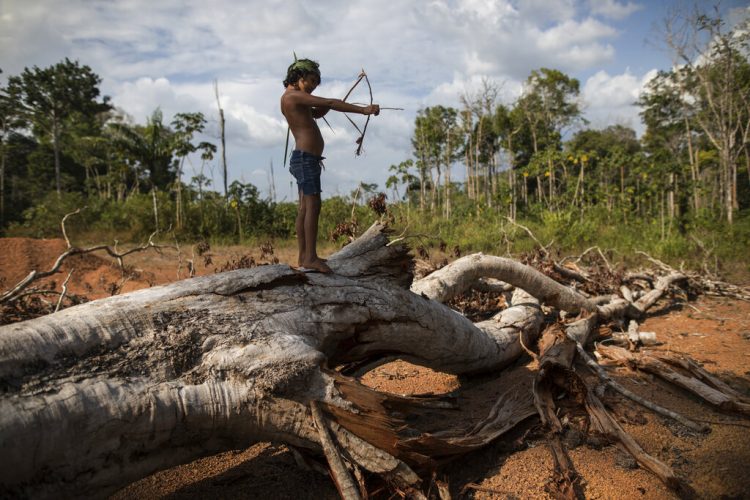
[411, 253, 599, 313]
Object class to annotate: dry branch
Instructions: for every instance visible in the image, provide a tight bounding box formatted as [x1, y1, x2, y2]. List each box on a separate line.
[311, 401, 362, 500]
[598, 346, 750, 417]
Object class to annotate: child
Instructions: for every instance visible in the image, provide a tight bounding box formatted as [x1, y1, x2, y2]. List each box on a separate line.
[281, 58, 379, 273]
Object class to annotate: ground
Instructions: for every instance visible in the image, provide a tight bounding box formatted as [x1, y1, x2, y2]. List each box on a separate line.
[1, 237, 749, 499]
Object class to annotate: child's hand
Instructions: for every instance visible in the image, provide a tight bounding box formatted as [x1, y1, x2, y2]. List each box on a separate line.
[365, 104, 380, 116]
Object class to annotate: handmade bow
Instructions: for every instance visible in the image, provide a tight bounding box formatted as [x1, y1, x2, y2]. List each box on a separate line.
[341, 69, 373, 156]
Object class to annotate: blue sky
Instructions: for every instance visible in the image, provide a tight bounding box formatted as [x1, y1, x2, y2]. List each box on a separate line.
[1, 0, 747, 201]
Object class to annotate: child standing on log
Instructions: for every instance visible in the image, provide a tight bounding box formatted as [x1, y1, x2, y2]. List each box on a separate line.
[281, 58, 379, 273]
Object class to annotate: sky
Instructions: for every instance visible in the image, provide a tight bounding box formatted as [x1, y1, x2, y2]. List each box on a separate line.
[1, 0, 748, 201]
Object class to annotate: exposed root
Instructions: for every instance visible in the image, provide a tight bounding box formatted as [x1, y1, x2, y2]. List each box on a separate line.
[531, 324, 692, 495]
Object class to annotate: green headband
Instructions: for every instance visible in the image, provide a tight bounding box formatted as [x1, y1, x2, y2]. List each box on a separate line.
[289, 58, 320, 76]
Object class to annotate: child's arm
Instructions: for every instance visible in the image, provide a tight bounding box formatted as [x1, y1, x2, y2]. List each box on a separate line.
[290, 91, 379, 116]
[312, 107, 330, 119]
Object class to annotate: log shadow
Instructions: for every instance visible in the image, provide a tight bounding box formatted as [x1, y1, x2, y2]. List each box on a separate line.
[644, 301, 686, 318]
[161, 443, 338, 500]
[439, 420, 539, 499]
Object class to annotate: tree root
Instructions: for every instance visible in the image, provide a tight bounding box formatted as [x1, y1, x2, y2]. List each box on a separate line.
[573, 341, 709, 433]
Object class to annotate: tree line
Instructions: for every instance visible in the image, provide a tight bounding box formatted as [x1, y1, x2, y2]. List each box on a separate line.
[0, 58, 292, 242]
[388, 8, 749, 233]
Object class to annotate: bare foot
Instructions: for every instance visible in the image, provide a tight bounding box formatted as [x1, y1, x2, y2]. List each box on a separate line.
[300, 258, 333, 274]
[298, 257, 326, 267]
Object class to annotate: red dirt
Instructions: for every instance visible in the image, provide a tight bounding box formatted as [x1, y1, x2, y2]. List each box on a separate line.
[2, 237, 749, 499]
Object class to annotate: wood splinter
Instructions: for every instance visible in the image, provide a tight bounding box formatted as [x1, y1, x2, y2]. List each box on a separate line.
[310, 401, 362, 500]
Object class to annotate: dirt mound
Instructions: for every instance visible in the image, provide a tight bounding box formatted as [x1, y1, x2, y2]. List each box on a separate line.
[0, 237, 140, 300]
[0, 238, 68, 287]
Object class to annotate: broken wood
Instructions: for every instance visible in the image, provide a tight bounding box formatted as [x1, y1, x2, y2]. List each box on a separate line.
[597, 345, 750, 417]
[310, 401, 361, 500]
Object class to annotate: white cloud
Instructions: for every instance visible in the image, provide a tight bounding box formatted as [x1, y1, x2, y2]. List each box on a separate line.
[582, 68, 658, 133]
[537, 18, 618, 49]
[588, 0, 643, 20]
[518, 0, 577, 23]
[112, 77, 201, 123]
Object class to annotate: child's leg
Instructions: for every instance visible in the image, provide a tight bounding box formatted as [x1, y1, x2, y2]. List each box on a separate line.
[302, 193, 331, 273]
[296, 190, 306, 266]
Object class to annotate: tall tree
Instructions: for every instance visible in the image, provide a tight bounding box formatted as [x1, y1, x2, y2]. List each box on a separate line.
[516, 68, 584, 209]
[663, 4, 750, 223]
[461, 79, 499, 205]
[171, 112, 213, 229]
[412, 106, 462, 215]
[5, 58, 111, 196]
[107, 109, 177, 193]
[493, 103, 523, 219]
[0, 72, 27, 226]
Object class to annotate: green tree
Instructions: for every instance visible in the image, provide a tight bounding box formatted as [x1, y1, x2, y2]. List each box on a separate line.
[5, 58, 111, 196]
[171, 112, 215, 229]
[515, 68, 584, 209]
[106, 109, 177, 193]
[386, 159, 417, 202]
[493, 103, 524, 218]
[1, 71, 29, 226]
[412, 106, 462, 214]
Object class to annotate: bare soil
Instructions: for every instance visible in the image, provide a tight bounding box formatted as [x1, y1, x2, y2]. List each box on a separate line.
[1, 237, 749, 499]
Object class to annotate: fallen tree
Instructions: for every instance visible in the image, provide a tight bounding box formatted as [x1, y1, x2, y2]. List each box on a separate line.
[0, 222, 747, 498]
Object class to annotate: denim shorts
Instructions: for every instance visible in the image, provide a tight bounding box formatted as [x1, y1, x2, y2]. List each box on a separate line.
[289, 150, 324, 195]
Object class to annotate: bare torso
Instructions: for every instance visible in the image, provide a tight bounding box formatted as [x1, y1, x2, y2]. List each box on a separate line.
[281, 89, 324, 156]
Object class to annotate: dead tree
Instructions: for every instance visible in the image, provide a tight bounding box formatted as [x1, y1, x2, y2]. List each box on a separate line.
[0, 223, 746, 498]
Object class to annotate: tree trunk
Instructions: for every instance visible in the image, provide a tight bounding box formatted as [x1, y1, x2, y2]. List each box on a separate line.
[684, 114, 700, 212]
[214, 80, 228, 199]
[53, 117, 62, 196]
[0, 146, 5, 227]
